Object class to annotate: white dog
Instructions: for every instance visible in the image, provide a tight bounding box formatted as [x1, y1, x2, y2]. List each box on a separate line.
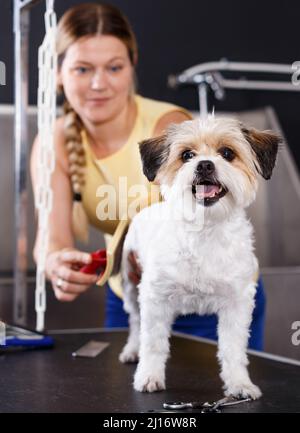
[119, 115, 280, 399]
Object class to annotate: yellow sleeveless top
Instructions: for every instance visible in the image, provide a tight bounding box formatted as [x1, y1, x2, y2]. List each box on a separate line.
[81, 94, 192, 298]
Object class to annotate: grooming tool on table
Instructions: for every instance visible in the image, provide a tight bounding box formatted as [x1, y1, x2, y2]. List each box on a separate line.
[163, 395, 252, 413]
[72, 340, 110, 358]
[0, 322, 54, 351]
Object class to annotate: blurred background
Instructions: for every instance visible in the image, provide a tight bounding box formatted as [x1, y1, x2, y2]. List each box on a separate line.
[0, 0, 299, 360]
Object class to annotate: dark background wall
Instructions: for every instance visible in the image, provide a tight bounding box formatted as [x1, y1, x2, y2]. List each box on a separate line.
[1, 0, 300, 167]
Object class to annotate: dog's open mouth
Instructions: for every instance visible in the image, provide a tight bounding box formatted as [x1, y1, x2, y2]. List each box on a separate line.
[192, 180, 228, 206]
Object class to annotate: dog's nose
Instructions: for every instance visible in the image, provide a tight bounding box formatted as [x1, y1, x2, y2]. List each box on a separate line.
[196, 160, 215, 176]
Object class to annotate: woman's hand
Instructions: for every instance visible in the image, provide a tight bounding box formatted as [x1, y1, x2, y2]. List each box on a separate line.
[46, 249, 99, 302]
[127, 250, 142, 285]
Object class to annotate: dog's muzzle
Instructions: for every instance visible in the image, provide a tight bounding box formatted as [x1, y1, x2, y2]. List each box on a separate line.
[192, 161, 227, 206]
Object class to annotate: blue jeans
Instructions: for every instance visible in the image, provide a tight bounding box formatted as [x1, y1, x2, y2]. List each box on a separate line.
[104, 276, 266, 351]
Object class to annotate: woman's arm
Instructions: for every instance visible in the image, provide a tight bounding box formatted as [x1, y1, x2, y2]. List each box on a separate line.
[30, 117, 74, 259]
[30, 117, 98, 301]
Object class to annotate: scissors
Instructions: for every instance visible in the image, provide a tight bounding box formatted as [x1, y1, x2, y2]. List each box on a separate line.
[163, 395, 252, 413]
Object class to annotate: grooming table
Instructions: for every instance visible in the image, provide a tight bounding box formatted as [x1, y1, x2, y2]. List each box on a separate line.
[0, 329, 299, 413]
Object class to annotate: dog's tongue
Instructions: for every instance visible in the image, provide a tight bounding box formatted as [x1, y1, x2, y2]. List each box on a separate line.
[195, 184, 219, 199]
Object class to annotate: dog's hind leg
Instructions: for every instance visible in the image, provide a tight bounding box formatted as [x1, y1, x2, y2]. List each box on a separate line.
[119, 287, 140, 363]
[119, 249, 140, 364]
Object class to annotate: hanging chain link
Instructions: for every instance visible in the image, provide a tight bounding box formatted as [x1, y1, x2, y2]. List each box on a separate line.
[35, 0, 57, 331]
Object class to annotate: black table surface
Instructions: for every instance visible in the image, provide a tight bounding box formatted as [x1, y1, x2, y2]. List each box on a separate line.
[0, 329, 299, 413]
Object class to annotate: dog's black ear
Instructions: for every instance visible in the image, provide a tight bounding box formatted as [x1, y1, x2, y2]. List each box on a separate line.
[139, 134, 170, 182]
[241, 126, 281, 179]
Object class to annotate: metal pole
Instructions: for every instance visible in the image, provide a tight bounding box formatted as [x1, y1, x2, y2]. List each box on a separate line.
[179, 60, 295, 82]
[20, 0, 42, 7]
[13, 1, 30, 324]
[13, 0, 43, 324]
[198, 83, 208, 118]
[171, 60, 300, 93]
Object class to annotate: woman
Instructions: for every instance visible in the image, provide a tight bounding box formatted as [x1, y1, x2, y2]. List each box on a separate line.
[30, 2, 265, 350]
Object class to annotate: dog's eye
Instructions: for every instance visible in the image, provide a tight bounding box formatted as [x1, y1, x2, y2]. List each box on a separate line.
[219, 147, 236, 162]
[181, 150, 196, 162]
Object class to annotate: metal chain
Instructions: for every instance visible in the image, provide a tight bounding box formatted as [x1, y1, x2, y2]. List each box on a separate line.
[35, 0, 57, 331]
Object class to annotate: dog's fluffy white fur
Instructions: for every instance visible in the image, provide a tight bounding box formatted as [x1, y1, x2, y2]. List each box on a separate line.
[119, 115, 280, 399]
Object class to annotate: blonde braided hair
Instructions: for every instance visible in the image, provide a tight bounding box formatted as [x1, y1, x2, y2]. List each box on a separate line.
[63, 100, 89, 242]
[56, 3, 138, 242]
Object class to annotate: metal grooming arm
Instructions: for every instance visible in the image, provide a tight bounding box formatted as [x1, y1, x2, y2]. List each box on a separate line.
[13, 0, 43, 325]
[168, 60, 300, 117]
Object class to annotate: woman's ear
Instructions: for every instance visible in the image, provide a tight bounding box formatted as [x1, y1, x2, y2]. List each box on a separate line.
[241, 126, 281, 180]
[139, 134, 170, 182]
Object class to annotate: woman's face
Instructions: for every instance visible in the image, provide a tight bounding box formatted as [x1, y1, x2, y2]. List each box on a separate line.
[58, 35, 134, 125]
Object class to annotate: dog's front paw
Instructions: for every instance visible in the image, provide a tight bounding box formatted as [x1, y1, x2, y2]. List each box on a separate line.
[134, 369, 165, 393]
[225, 382, 262, 400]
[119, 345, 139, 364]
